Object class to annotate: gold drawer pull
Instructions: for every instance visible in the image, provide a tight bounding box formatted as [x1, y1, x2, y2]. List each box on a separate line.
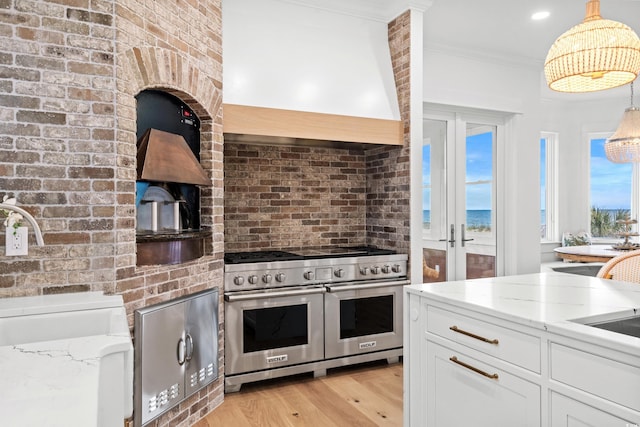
[449, 325, 499, 345]
[449, 356, 499, 380]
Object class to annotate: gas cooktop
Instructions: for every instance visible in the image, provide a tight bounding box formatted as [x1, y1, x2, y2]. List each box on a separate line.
[224, 246, 396, 264]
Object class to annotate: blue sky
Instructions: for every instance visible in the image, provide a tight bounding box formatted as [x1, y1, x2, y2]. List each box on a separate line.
[422, 131, 493, 211]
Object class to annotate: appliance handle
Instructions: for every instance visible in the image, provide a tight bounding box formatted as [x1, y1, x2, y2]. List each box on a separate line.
[325, 280, 409, 292]
[185, 333, 194, 362]
[177, 337, 186, 366]
[225, 286, 326, 302]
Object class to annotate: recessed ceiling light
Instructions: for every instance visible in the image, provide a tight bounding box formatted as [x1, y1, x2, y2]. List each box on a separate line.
[532, 11, 550, 20]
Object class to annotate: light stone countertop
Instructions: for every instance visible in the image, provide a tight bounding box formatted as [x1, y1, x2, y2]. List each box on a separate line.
[406, 272, 640, 355]
[0, 292, 134, 426]
[0, 335, 132, 426]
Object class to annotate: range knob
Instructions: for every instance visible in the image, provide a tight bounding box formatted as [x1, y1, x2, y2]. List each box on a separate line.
[233, 276, 245, 286]
[334, 268, 345, 278]
[275, 272, 286, 282]
[392, 264, 401, 273]
[248, 275, 258, 285]
[262, 273, 273, 284]
[382, 265, 391, 274]
[360, 267, 369, 275]
[371, 266, 380, 275]
[304, 271, 315, 281]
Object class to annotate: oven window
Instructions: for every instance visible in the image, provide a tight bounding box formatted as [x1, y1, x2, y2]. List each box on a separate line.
[339, 295, 393, 339]
[243, 304, 308, 353]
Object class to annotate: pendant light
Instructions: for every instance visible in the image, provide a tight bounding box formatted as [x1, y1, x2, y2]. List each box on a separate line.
[544, 0, 640, 93]
[605, 81, 640, 163]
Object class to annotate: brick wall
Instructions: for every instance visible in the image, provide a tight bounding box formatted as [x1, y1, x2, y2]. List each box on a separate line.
[0, 0, 119, 295]
[117, 1, 225, 425]
[224, 143, 367, 251]
[363, 11, 412, 256]
[0, 0, 224, 425]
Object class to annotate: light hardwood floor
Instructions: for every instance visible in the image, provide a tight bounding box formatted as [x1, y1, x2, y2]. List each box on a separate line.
[196, 361, 403, 427]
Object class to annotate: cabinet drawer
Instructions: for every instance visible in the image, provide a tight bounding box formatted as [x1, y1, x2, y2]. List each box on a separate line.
[426, 305, 540, 373]
[550, 343, 640, 412]
[550, 392, 639, 427]
[427, 340, 541, 427]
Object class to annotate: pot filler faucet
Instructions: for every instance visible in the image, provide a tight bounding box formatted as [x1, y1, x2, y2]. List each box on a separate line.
[0, 203, 44, 246]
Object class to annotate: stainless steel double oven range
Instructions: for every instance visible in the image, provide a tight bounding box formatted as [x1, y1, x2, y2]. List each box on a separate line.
[223, 246, 408, 392]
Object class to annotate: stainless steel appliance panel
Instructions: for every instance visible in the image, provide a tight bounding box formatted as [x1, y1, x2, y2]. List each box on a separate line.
[184, 291, 219, 395]
[224, 286, 325, 375]
[135, 302, 186, 426]
[135, 289, 219, 427]
[324, 280, 407, 359]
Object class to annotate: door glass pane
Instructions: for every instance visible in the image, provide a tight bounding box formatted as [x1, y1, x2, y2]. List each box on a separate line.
[465, 124, 496, 279]
[422, 119, 447, 283]
[243, 305, 308, 352]
[339, 295, 393, 339]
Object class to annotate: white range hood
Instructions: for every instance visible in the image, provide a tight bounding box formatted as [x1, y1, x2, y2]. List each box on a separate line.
[222, 0, 404, 146]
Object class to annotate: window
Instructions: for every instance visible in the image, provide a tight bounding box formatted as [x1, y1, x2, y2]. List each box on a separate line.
[423, 143, 431, 232]
[540, 133, 557, 241]
[589, 135, 633, 239]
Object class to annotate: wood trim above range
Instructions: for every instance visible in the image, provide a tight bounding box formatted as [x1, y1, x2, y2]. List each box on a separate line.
[223, 104, 403, 146]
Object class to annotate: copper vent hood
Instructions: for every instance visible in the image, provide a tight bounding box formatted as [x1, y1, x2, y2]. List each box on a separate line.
[137, 128, 211, 186]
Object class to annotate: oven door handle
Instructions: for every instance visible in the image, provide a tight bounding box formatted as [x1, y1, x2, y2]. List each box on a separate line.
[224, 286, 326, 302]
[325, 280, 409, 292]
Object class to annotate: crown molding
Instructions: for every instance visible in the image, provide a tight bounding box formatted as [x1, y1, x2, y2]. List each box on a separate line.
[281, 0, 432, 23]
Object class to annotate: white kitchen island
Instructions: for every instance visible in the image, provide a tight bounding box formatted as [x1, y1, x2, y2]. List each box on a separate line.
[404, 273, 640, 427]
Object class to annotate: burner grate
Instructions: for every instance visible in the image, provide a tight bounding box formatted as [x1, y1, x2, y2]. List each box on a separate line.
[224, 250, 303, 264]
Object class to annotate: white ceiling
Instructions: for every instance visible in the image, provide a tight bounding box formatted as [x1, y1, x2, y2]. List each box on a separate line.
[290, 0, 640, 59]
[423, 0, 640, 65]
[289, 0, 640, 99]
[424, 0, 640, 101]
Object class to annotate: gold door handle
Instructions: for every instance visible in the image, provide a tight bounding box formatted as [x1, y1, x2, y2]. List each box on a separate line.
[449, 356, 499, 380]
[449, 325, 499, 345]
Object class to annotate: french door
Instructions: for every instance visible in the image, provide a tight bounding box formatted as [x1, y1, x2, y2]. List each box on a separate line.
[422, 110, 503, 282]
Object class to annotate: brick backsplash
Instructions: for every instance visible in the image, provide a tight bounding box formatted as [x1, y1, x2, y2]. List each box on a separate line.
[224, 143, 367, 251]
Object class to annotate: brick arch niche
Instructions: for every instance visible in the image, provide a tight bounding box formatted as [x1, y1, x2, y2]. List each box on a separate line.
[114, 46, 225, 425]
[117, 46, 224, 265]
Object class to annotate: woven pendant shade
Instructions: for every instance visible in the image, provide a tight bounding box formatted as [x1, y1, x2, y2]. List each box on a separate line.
[544, 0, 640, 93]
[605, 82, 640, 163]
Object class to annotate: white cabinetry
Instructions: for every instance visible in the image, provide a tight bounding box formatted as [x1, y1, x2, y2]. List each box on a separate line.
[404, 283, 640, 427]
[405, 292, 541, 427]
[549, 340, 640, 427]
[426, 341, 540, 427]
